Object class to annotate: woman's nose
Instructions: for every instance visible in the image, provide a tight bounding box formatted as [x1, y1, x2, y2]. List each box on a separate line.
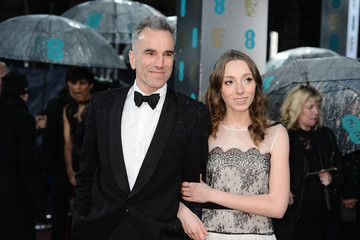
[236, 82, 244, 93]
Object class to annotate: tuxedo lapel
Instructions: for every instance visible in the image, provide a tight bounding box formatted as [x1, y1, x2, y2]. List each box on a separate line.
[109, 87, 131, 195]
[130, 88, 177, 197]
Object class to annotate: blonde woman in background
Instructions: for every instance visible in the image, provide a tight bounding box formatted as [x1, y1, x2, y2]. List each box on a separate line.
[274, 84, 342, 240]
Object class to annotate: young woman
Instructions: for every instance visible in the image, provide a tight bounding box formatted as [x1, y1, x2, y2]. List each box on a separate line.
[180, 50, 290, 240]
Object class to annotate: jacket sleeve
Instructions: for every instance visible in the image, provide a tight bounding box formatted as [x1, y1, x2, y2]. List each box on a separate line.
[17, 114, 46, 219]
[181, 104, 210, 217]
[73, 96, 99, 215]
[324, 127, 343, 189]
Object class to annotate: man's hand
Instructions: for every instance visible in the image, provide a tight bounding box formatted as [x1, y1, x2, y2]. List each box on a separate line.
[177, 202, 208, 240]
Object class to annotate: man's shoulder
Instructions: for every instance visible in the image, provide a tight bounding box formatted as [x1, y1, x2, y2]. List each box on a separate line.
[0, 104, 35, 128]
[171, 89, 207, 112]
[91, 86, 130, 104]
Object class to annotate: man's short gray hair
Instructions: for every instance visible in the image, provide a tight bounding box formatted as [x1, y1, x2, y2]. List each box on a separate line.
[132, 16, 176, 51]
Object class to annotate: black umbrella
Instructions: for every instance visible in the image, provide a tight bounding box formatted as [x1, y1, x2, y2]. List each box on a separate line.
[262, 56, 360, 154]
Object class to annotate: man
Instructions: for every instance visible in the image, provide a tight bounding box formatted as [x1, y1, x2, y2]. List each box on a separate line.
[71, 16, 209, 240]
[0, 71, 45, 239]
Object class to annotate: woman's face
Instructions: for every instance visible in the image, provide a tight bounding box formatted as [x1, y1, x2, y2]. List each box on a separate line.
[67, 78, 93, 102]
[220, 60, 256, 116]
[298, 97, 320, 130]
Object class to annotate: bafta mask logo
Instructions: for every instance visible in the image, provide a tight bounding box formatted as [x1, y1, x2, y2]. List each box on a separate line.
[212, 28, 226, 48]
[329, 13, 342, 31]
[245, 0, 259, 17]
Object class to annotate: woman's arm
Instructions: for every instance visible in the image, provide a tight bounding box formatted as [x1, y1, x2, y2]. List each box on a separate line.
[63, 106, 76, 186]
[182, 126, 290, 219]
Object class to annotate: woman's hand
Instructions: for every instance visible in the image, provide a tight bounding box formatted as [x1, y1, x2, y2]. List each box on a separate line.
[181, 178, 212, 203]
[177, 202, 208, 240]
[343, 198, 358, 209]
[318, 171, 332, 186]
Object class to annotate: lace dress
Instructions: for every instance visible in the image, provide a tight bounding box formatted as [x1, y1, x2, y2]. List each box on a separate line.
[203, 123, 284, 240]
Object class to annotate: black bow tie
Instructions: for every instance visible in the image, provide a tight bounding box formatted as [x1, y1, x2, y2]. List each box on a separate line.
[134, 91, 160, 110]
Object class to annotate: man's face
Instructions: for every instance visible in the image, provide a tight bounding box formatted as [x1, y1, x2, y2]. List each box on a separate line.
[129, 28, 175, 94]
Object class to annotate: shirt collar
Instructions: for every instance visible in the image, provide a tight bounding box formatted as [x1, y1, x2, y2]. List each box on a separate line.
[133, 79, 167, 99]
[130, 79, 167, 110]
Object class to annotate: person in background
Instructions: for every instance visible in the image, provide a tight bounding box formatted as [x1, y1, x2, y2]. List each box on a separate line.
[340, 149, 360, 240]
[0, 71, 45, 240]
[63, 68, 94, 189]
[42, 67, 76, 240]
[274, 84, 342, 240]
[180, 50, 290, 240]
[0, 61, 8, 93]
[71, 16, 209, 240]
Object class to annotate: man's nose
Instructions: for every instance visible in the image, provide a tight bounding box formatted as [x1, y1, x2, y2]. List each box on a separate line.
[154, 55, 164, 67]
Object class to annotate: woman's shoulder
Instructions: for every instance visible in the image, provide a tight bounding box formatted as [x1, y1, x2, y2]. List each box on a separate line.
[263, 121, 288, 152]
[318, 126, 334, 134]
[265, 121, 286, 134]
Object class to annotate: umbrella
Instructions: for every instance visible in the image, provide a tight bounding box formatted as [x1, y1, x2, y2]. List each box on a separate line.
[0, 14, 126, 69]
[266, 47, 339, 73]
[61, 0, 165, 45]
[262, 56, 360, 154]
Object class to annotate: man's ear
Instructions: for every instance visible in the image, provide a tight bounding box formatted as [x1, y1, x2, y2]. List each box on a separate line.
[129, 50, 136, 70]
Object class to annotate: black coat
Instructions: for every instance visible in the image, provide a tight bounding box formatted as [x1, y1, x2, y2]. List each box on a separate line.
[0, 96, 45, 239]
[341, 150, 360, 200]
[274, 127, 342, 240]
[71, 87, 210, 240]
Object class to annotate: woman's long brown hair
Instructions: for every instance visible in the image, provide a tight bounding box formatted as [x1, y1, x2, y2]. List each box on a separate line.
[205, 50, 269, 146]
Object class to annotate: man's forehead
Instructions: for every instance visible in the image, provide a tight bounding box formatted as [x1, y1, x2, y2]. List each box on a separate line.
[136, 31, 174, 52]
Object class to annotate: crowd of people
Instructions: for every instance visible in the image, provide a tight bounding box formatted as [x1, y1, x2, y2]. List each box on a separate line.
[0, 16, 359, 240]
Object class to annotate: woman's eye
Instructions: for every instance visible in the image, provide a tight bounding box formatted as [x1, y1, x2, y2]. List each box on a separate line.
[224, 80, 233, 85]
[244, 77, 253, 83]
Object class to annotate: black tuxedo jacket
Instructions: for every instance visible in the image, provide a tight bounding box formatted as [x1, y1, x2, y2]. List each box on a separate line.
[71, 86, 209, 240]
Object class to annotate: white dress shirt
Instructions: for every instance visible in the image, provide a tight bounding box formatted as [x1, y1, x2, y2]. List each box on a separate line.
[121, 80, 167, 190]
